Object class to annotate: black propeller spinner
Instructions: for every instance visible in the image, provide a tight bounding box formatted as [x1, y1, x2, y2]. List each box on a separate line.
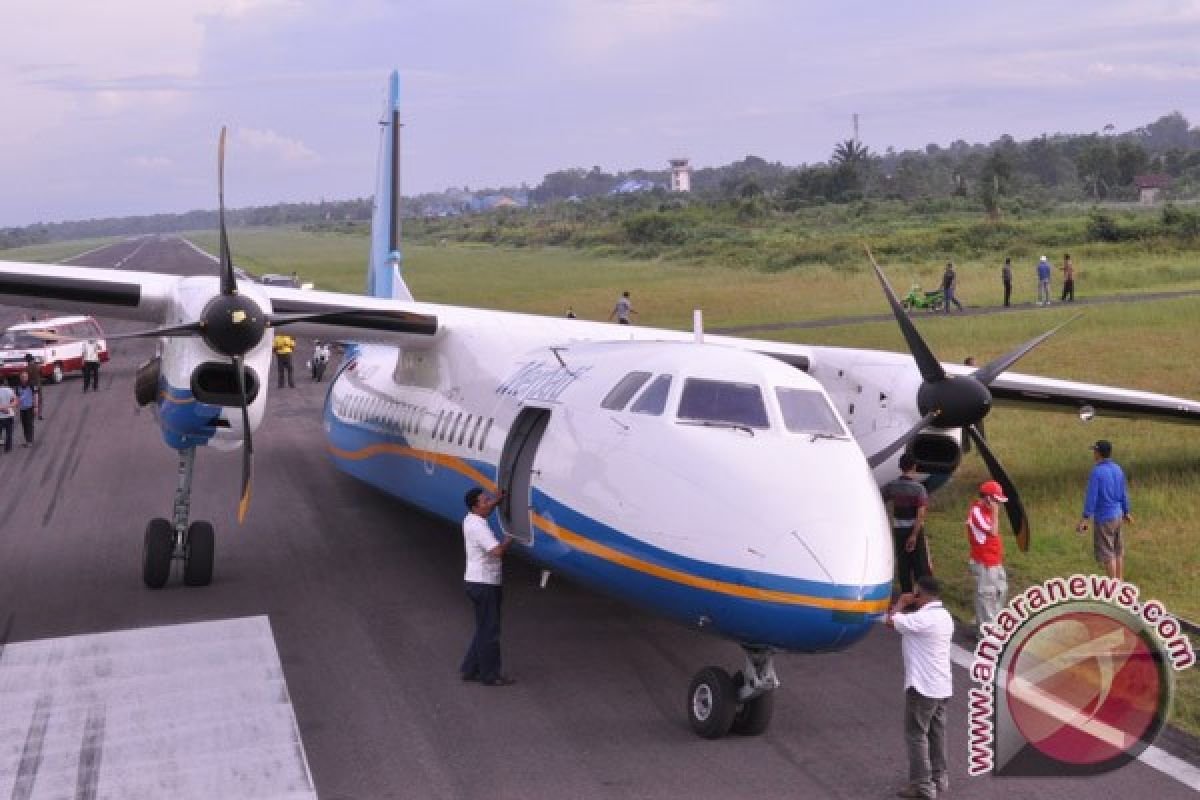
[863, 246, 1079, 552]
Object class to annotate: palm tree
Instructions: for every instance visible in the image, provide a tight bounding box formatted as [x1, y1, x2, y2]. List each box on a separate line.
[832, 139, 871, 166]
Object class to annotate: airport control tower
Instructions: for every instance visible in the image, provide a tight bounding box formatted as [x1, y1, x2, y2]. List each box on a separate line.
[669, 158, 692, 192]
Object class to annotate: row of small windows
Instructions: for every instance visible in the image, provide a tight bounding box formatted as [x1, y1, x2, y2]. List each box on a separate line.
[338, 392, 493, 452]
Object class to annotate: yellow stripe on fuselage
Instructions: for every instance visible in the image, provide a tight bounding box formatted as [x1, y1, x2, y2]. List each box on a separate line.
[327, 439, 888, 614]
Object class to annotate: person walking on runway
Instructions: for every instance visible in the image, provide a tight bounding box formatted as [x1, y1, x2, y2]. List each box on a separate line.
[82, 338, 101, 392]
[16, 371, 37, 448]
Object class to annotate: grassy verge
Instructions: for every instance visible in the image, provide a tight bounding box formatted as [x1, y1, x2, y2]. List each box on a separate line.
[0, 236, 127, 264]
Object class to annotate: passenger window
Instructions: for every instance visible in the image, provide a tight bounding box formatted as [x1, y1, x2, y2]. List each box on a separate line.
[459, 414, 472, 446]
[433, 410, 445, 438]
[468, 415, 483, 449]
[631, 374, 672, 415]
[678, 378, 769, 429]
[601, 371, 652, 411]
[479, 417, 493, 450]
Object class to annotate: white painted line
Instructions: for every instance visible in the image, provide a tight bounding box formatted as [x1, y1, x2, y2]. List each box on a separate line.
[950, 643, 1200, 792]
[0, 615, 316, 799]
[180, 236, 220, 263]
[58, 241, 116, 264]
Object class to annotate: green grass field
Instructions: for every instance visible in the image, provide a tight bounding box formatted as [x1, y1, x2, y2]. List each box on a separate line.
[8, 225, 1199, 734]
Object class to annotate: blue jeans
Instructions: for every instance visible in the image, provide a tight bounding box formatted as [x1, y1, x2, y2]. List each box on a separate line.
[461, 582, 503, 681]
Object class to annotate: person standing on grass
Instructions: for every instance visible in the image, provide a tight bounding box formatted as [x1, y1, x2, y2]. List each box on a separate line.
[885, 575, 953, 800]
[16, 371, 37, 448]
[1076, 439, 1133, 580]
[609, 291, 637, 325]
[940, 262, 963, 313]
[1060, 253, 1076, 303]
[1036, 255, 1052, 305]
[1001, 257, 1013, 307]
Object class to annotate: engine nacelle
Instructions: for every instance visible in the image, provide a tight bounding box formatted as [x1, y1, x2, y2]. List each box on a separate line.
[910, 432, 962, 475]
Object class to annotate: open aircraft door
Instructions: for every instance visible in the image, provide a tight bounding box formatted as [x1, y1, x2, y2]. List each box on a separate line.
[497, 406, 551, 545]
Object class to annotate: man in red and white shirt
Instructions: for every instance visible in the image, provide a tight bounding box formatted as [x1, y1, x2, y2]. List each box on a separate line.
[967, 480, 1008, 636]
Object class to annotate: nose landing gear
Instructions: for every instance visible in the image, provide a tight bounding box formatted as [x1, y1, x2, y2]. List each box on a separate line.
[686, 647, 779, 739]
[141, 448, 215, 588]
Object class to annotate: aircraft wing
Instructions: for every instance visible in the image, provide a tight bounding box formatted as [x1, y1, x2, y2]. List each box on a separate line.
[259, 286, 438, 338]
[987, 371, 1200, 425]
[0, 260, 176, 323]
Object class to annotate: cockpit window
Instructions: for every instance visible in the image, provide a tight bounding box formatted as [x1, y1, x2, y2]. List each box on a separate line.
[601, 371, 652, 411]
[678, 378, 769, 429]
[630, 374, 672, 415]
[776, 387, 845, 435]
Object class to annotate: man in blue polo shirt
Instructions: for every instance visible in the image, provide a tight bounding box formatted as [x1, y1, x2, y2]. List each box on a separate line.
[1076, 439, 1133, 579]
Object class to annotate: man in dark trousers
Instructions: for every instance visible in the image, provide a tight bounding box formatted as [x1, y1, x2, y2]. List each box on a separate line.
[23, 354, 43, 419]
[885, 576, 954, 799]
[1001, 257, 1013, 307]
[940, 262, 963, 313]
[16, 371, 37, 447]
[460, 486, 515, 686]
[881, 453, 931, 594]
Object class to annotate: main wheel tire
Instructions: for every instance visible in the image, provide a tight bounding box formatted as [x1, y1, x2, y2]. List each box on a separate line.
[183, 520, 215, 587]
[142, 518, 174, 589]
[50, 362, 64, 384]
[687, 666, 738, 739]
[731, 671, 777, 736]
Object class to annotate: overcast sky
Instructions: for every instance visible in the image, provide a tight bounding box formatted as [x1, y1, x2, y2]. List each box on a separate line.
[2, 0, 1199, 226]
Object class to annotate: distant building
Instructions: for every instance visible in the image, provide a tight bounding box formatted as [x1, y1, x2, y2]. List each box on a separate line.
[609, 178, 660, 195]
[1135, 174, 1170, 204]
[669, 158, 692, 192]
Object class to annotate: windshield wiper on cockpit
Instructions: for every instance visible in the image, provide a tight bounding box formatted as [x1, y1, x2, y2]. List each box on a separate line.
[808, 431, 849, 442]
[677, 419, 756, 436]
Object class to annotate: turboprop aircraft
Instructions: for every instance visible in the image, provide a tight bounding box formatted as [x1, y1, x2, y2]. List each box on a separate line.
[3, 71, 1200, 739]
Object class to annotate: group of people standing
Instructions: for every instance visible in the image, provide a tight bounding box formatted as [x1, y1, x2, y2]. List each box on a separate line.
[0, 368, 40, 453]
[881, 439, 1132, 798]
[945, 253, 1078, 311]
[272, 334, 331, 387]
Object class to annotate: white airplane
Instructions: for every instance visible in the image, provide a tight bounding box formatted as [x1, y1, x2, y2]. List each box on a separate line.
[3, 72, 1200, 739]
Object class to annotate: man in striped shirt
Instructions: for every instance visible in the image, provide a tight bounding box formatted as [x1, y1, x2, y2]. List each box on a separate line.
[967, 480, 1008, 636]
[882, 453, 931, 594]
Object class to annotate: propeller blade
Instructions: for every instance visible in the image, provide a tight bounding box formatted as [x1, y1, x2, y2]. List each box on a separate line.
[865, 245, 946, 384]
[218, 126, 236, 297]
[971, 315, 1080, 386]
[965, 425, 1029, 552]
[867, 410, 940, 469]
[233, 354, 254, 524]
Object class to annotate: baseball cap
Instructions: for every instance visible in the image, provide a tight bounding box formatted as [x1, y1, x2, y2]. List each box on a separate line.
[1039, 255, 1048, 261]
[980, 480, 1008, 502]
[1091, 439, 1113, 457]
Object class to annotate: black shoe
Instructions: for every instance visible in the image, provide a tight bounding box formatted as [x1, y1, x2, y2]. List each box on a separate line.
[481, 676, 516, 687]
[460, 672, 480, 682]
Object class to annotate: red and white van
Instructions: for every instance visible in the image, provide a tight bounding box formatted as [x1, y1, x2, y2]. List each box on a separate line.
[0, 315, 109, 383]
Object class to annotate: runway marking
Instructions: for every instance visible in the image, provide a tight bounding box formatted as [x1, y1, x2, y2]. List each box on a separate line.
[949, 643, 1200, 791]
[0, 616, 316, 799]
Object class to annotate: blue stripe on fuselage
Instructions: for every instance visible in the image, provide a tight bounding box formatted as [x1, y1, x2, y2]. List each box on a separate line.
[157, 380, 220, 450]
[324, 407, 888, 652]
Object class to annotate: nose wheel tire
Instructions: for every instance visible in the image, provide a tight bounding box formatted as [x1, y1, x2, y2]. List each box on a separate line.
[183, 520, 215, 587]
[687, 667, 738, 739]
[142, 518, 174, 589]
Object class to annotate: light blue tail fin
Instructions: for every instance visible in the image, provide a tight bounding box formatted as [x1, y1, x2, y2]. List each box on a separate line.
[367, 70, 414, 301]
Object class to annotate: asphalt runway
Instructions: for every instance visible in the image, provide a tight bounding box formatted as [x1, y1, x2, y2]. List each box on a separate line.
[0, 236, 1196, 798]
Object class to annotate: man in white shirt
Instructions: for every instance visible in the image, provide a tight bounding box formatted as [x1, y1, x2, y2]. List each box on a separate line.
[82, 339, 101, 392]
[885, 575, 954, 799]
[460, 486, 514, 686]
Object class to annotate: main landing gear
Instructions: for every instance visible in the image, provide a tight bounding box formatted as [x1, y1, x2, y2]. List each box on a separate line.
[687, 647, 779, 739]
[142, 448, 215, 588]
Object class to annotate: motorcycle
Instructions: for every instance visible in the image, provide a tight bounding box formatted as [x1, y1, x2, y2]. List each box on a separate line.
[900, 283, 945, 312]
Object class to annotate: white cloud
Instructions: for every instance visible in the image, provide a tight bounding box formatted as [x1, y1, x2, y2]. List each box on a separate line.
[235, 127, 319, 162]
[556, 0, 728, 60]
